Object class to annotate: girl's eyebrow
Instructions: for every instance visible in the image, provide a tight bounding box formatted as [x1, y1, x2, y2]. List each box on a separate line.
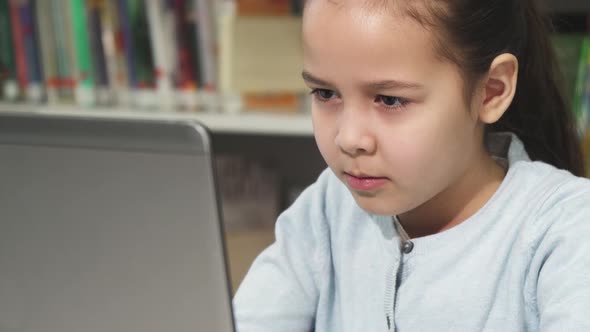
[302, 71, 424, 90]
[302, 71, 333, 86]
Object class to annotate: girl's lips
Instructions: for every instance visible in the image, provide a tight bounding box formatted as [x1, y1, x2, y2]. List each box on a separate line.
[344, 173, 389, 191]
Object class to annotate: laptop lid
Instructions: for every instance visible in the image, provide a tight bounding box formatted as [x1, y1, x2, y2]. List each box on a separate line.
[0, 113, 235, 332]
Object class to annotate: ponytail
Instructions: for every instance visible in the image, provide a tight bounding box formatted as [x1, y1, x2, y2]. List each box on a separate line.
[406, 0, 586, 176]
[490, 0, 585, 176]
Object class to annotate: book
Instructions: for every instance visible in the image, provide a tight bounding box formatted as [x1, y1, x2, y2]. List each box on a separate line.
[70, 0, 96, 106]
[243, 93, 299, 112]
[117, 0, 136, 89]
[0, 0, 18, 100]
[161, 0, 178, 80]
[88, 0, 112, 105]
[174, 0, 201, 110]
[581, 45, 590, 176]
[51, 0, 75, 102]
[100, 0, 132, 106]
[0, 0, 309, 114]
[35, 0, 59, 103]
[236, 0, 291, 16]
[19, 0, 43, 102]
[146, 0, 175, 109]
[194, 0, 218, 108]
[62, 0, 80, 102]
[174, 0, 199, 87]
[9, 0, 28, 100]
[130, 0, 155, 87]
[574, 37, 590, 135]
[219, 15, 305, 112]
[552, 34, 590, 136]
[127, 0, 156, 108]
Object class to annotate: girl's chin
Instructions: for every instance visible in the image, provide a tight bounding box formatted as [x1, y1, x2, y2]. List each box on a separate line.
[350, 193, 408, 217]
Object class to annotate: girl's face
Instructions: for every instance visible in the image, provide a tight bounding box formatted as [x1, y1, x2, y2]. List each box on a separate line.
[303, 1, 489, 216]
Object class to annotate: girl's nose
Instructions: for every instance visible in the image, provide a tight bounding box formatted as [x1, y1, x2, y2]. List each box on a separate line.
[334, 109, 376, 157]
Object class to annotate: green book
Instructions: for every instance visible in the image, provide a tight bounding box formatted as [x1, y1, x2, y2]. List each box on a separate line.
[574, 38, 590, 135]
[581, 47, 590, 176]
[127, 0, 156, 108]
[128, 0, 154, 87]
[70, 0, 96, 106]
[551, 34, 590, 136]
[0, 0, 17, 100]
[51, 0, 74, 102]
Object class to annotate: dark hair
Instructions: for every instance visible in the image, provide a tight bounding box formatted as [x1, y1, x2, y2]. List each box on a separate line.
[403, 0, 585, 176]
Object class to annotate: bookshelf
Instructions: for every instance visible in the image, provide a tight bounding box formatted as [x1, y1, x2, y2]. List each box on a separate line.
[0, 102, 314, 136]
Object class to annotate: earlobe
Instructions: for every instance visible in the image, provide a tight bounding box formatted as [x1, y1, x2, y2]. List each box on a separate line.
[479, 53, 518, 124]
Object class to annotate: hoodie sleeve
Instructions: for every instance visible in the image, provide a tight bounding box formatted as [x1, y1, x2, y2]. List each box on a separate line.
[532, 180, 590, 331]
[232, 170, 331, 332]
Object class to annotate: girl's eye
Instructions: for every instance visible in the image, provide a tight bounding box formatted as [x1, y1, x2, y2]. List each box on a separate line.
[375, 95, 408, 110]
[310, 88, 337, 102]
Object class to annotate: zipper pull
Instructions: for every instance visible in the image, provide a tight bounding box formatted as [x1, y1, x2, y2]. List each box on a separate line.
[393, 216, 414, 254]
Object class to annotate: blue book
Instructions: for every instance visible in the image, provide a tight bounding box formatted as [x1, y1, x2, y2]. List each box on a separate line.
[87, 1, 110, 103]
[117, 0, 137, 88]
[20, 0, 44, 102]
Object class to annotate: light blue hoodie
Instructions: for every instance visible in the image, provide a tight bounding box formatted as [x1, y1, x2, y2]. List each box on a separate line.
[233, 133, 590, 331]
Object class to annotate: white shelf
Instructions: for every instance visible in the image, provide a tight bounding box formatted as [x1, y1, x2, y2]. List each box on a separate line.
[0, 103, 314, 136]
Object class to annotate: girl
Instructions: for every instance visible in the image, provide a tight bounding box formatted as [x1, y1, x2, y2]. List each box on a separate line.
[233, 0, 590, 331]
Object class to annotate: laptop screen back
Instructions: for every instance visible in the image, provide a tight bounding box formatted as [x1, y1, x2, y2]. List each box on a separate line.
[0, 114, 234, 332]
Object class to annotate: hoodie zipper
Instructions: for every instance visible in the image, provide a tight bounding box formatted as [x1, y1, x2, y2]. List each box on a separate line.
[385, 216, 414, 331]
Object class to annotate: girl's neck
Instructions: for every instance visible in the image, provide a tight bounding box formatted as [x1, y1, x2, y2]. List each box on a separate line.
[398, 151, 507, 239]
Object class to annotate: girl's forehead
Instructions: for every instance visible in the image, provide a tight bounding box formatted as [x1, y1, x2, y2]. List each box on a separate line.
[303, 0, 422, 19]
[302, 1, 442, 82]
[304, 0, 402, 11]
[303, 0, 432, 48]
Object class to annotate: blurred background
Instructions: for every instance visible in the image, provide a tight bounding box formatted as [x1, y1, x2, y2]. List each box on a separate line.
[0, 0, 588, 292]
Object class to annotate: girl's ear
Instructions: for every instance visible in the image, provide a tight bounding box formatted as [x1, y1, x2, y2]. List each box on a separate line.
[478, 53, 519, 124]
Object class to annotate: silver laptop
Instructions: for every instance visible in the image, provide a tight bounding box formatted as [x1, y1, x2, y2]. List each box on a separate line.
[0, 112, 235, 332]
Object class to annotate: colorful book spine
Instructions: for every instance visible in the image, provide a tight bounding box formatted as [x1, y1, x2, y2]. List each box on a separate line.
[217, 0, 233, 95]
[174, 0, 200, 110]
[174, 0, 198, 88]
[551, 34, 589, 136]
[19, 0, 43, 102]
[9, 0, 28, 99]
[35, 0, 59, 103]
[194, 0, 217, 91]
[62, 0, 79, 101]
[194, 0, 218, 110]
[162, 0, 178, 81]
[574, 38, 590, 136]
[581, 46, 590, 174]
[88, 0, 111, 104]
[100, 0, 131, 106]
[584, 129, 590, 178]
[146, 0, 174, 108]
[0, 0, 18, 100]
[160, 0, 182, 107]
[117, 0, 136, 88]
[128, 0, 156, 108]
[70, 0, 96, 106]
[51, 0, 75, 102]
